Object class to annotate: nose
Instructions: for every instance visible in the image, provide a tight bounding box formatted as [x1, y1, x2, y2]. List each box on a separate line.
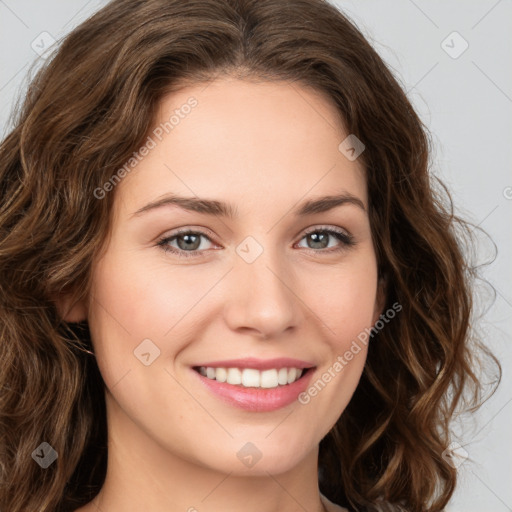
[223, 247, 300, 339]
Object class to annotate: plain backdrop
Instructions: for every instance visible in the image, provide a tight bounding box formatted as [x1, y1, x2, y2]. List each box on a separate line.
[0, 1, 511, 510]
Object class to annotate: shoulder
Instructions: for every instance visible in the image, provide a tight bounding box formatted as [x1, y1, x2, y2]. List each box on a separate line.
[320, 493, 349, 512]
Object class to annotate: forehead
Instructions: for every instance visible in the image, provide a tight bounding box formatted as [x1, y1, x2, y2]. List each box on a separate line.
[115, 78, 367, 215]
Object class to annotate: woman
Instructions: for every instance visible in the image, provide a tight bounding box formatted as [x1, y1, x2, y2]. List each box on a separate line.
[0, 0, 500, 511]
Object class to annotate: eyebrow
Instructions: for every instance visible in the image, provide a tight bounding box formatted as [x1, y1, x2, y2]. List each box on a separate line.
[130, 192, 366, 219]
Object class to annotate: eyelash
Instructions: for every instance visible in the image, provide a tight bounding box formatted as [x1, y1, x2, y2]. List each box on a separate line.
[156, 226, 355, 259]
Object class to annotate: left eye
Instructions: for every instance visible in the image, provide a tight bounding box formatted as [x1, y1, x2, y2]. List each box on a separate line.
[157, 227, 354, 259]
[296, 228, 354, 251]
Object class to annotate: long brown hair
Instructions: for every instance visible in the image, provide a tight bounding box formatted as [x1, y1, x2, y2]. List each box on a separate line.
[0, 1, 500, 510]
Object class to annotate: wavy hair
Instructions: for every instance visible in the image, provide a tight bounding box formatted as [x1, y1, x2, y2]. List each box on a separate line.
[0, 0, 501, 510]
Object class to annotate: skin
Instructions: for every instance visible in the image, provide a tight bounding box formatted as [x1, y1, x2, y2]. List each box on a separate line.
[65, 77, 384, 512]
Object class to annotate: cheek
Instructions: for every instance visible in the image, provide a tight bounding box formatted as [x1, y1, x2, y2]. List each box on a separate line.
[299, 257, 379, 344]
[294, 263, 376, 436]
[88, 251, 223, 381]
[89, 241, 378, 388]
[91, 250, 212, 335]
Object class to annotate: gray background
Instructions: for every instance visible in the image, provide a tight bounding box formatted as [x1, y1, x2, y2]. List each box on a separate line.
[1, 1, 510, 510]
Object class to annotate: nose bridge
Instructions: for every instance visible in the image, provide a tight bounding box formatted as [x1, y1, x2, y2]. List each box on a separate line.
[224, 234, 299, 337]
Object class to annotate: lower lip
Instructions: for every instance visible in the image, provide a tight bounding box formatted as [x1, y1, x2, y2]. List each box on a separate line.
[192, 368, 315, 412]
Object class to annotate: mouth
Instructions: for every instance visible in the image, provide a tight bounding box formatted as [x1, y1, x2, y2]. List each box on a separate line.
[192, 365, 312, 389]
[191, 363, 316, 412]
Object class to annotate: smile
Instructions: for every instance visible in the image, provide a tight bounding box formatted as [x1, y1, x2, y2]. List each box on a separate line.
[195, 366, 305, 388]
[191, 360, 315, 412]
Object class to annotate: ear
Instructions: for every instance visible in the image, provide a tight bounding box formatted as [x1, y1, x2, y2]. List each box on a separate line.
[53, 292, 88, 323]
[371, 275, 387, 325]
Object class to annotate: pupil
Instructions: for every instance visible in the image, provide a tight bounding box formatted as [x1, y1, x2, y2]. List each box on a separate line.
[178, 234, 200, 250]
[309, 232, 328, 249]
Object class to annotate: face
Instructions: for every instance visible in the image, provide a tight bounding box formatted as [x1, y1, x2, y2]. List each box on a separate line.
[69, 77, 383, 476]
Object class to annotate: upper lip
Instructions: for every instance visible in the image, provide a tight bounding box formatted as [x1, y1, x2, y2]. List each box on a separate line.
[193, 357, 315, 370]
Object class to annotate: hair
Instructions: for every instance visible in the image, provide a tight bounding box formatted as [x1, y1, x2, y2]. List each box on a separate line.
[0, 0, 501, 511]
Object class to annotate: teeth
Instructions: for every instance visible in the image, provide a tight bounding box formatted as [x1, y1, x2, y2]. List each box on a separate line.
[198, 366, 305, 388]
[260, 369, 277, 388]
[216, 367, 227, 383]
[242, 369, 260, 387]
[278, 367, 288, 385]
[227, 368, 242, 385]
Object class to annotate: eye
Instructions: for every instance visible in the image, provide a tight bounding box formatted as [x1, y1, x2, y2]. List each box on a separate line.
[157, 229, 217, 259]
[157, 226, 355, 259]
[295, 226, 355, 253]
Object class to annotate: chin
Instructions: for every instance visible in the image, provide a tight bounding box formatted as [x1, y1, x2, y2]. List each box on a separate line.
[202, 439, 313, 476]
